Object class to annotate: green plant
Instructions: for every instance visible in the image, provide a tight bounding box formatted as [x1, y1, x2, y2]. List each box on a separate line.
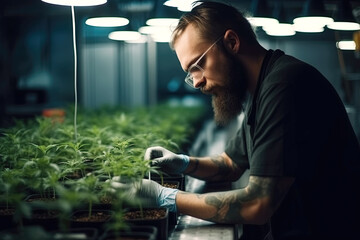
[0, 103, 208, 233]
[22, 143, 61, 198]
[0, 168, 30, 229]
[73, 173, 101, 218]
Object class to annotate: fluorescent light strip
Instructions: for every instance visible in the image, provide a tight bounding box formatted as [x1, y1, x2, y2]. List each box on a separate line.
[293, 16, 334, 27]
[247, 17, 279, 27]
[85, 17, 129, 27]
[327, 22, 360, 31]
[164, 0, 198, 12]
[42, 0, 107, 6]
[263, 23, 296, 36]
[336, 41, 356, 50]
[146, 18, 179, 27]
[293, 23, 324, 33]
[109, 31, 142, 41]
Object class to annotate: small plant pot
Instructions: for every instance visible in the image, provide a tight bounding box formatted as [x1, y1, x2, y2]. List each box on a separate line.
[99, 226, 157, 240]
[70, 209, 114, 233]
[124, 208, 169, 240]
[150, 173, 185, 191]
[24, 194, 60, 230]
[50, 228, 99, 240]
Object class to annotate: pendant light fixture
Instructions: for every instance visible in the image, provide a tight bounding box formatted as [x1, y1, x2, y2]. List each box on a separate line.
[263, 0, 295, 37]
[293, 0, 333, 33]
[336, 40, 356, 50]
[84, 1, 129, 27]
[108, 31, 143, 41]
[42, 0, 107, 7]
[163, 0, 200, 12]
[85, 17, 129, 27]
[247, 0, 278, 27]
[327, 0, 360, 31]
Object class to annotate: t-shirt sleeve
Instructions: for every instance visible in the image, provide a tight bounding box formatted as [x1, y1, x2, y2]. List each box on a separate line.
[225, 120, 250, 169]
[250, 80, 298, 177]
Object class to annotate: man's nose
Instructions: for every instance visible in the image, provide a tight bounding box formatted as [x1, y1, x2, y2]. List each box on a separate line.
[194, 76, 205, 89]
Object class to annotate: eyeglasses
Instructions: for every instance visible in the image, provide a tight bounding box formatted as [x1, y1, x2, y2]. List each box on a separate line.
[184, 37, 222, 89]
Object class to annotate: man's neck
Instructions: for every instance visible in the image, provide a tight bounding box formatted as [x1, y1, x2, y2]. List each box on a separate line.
[239, 45, 267, 95]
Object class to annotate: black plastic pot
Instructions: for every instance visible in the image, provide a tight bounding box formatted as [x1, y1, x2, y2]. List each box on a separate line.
[124, 208, 169, 240]
[99, 226, 157, 240]
[70, 209, 114, 234]
[23, 194, 60, 231]
[150, 173, 185, 191]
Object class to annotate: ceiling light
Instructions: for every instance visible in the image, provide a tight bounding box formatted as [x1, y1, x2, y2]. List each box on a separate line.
[108, 31, 142, 41]
[247, 17, 279, 27]
[139, 26, 172, 35]
[327, 0, 360, 31]
[263, 23, 296, 36]
[146, 18, 179, 27]
[125, 35, 148, 44]
[248, 0, 278, 27]
[293, 22, 325, 33]
[327, 22, 360, 31]
[293, 0, 333, 27]
[164, 0, 179, 8]
[336, 41, 356, 50]
[151, 32, 173, 43]
[42, 0, 107, 6]
[164, 0, 198, 12]
[85, 17, 129, 27]
[293, 16, 333, 27]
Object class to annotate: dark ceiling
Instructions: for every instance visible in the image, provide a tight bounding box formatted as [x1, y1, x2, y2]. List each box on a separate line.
[2, 0, 360, 20]
[1, 0, 360, 40]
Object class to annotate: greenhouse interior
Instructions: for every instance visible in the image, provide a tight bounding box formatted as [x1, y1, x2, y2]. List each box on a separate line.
[1, 0, 360, 240]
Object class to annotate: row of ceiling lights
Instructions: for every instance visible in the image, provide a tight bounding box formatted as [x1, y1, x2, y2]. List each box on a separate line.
[247, 0, 360, 36]
[42, 0, 359, 50]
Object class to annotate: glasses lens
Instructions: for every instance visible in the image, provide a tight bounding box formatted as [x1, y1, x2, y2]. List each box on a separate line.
[185, 65, 203, 89]
[185, 74, 194, 87]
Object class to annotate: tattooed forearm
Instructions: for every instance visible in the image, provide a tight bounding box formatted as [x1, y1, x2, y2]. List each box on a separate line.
[204, 193, 245, 223]
[200, 176, 292, 223]
[202, 155, 239, 181]
[185, 157, 199, 175]
[210, 155, 231, 175]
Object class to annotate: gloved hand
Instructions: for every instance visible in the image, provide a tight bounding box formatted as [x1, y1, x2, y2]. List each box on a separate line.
[144, 146, 190, 174]
[109, 177, 179, 212]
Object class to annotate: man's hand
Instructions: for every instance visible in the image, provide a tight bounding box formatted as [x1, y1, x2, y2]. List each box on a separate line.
[144, 146, 190, 174]
[109, 177, 179, 212]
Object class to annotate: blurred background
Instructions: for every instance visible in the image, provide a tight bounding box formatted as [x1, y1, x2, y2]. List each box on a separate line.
[1, 0, 360, 139]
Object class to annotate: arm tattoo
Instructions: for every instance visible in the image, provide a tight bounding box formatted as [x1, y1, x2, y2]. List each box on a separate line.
[204, 155, 238, 181]
[186, 158, 199, 175]
[203, 176, 290, 223]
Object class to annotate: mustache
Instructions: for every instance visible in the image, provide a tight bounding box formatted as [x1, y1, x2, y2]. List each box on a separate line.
[200, 86, 213, 95]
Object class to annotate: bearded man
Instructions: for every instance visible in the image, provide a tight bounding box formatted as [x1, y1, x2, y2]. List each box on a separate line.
[111, 2, 360, 240]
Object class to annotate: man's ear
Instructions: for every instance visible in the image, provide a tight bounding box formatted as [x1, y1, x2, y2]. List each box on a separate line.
[223, 29, 240, 53]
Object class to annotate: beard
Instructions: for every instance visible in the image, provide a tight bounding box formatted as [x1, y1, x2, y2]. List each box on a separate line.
[211, 57, 248, 126]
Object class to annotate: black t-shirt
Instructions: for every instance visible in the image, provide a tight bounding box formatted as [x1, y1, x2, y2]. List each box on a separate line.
[225, 50, 360, 240]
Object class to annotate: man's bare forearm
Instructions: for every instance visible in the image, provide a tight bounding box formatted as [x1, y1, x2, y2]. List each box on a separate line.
[183, 152, 243, 182]
[176, 176, 294, 224]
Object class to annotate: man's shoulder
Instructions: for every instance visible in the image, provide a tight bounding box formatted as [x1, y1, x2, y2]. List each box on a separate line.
[265, 53, 323, 85]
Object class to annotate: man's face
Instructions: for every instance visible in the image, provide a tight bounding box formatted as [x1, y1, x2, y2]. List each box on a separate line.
[174, 25, 248, 126]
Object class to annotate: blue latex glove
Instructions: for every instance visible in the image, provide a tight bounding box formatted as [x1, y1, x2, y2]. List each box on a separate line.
[110, 177, 179, 212]
[144, 146, 190, 174]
